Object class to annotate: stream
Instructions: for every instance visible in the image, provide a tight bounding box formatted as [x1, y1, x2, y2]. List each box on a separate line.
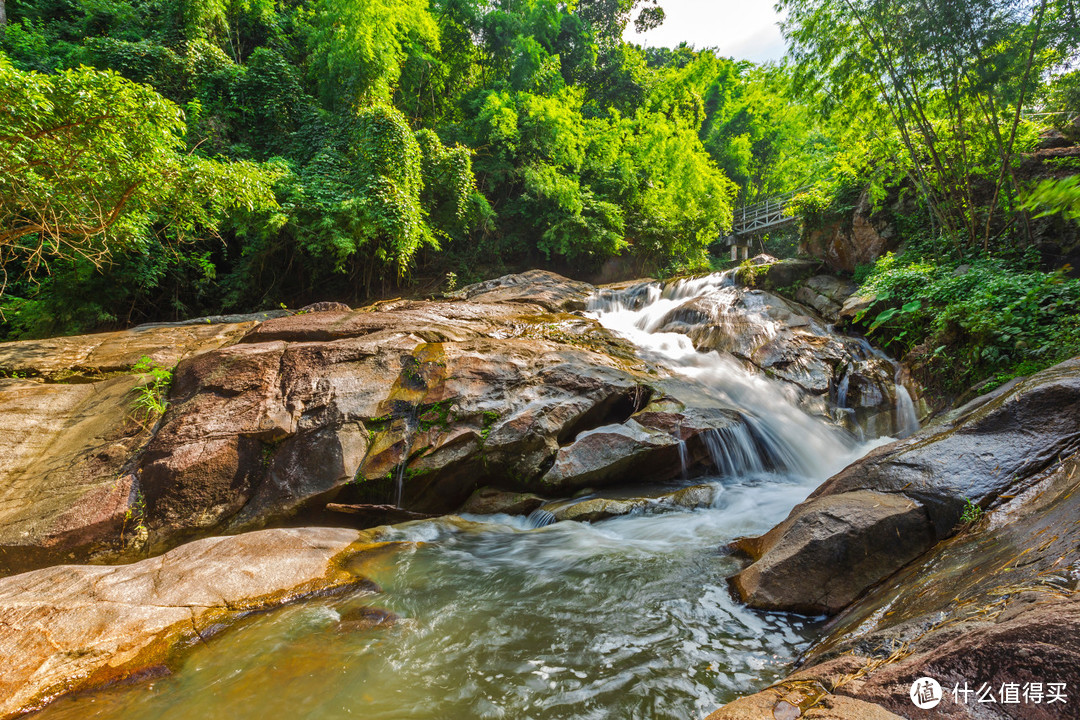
[33, 272, 897, 720]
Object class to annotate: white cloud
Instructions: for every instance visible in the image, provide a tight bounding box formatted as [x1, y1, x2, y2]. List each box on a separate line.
[624, 0, 788, 63]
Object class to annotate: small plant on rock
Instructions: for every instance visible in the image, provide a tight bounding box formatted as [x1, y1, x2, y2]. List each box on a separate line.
[959, 497, 984, 526]
[131, 355, 173, 418]
[121, 489, 148, 546]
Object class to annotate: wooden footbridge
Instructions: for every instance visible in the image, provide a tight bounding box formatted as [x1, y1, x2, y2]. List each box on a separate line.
[724, 188, 804, 260]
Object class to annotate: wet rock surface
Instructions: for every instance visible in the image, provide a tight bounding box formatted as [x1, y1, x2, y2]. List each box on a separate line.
[542, 483, 717, 523]
[704, 681, 905, 720]
[614, 258, 920, 435]
[459, 487, 546, 515]
[712, 370, 1080, 718]
[731, 356, 1080, 617]
[717, 451, 1080, 719]
[0, 527, 396, 719]
[730, 490, 933, 615]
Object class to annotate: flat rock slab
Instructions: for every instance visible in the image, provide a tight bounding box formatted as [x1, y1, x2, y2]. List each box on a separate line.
[0, 322, 259, 576]
[0, 321, 256, 379]
[705, 682, 904, 720]
[0, 375, 148, 575]
[0, 527, 392, 719]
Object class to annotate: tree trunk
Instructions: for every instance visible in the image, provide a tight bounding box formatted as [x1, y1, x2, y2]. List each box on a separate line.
[1, 0, 7, 26]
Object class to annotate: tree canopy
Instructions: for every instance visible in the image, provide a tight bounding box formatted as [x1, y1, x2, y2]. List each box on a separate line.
[2, 0, 1076, 347]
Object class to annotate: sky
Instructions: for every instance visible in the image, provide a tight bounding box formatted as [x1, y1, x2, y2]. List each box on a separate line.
[623, 0, 788, 64]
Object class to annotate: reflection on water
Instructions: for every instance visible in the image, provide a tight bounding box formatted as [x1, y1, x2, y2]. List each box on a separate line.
[33, 476, 825, 720]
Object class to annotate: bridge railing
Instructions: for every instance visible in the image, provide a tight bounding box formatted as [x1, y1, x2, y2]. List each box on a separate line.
[730, 186, 809, 236]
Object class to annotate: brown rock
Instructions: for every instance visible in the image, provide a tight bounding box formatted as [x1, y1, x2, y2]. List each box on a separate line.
[540, 419, 682, 492]
[731, 490, 934, 615]
[794, 275, 858, 322]
[1036, 128, 1072, 150]
[334, 605, 398, 633]
[299, 301, 352, 313]
[813, 356, 1080, 536]
[830, 596, 1080, 720]
[0, 375, 150, 576]
[459, 487, 546, 515]
[455, 269, 594, 312]
[0, 321, 255, 380]
[704, 681, 903, 720]
[0, 527, 395, 719]
[800, 190, 899, 273]
[546, 483, 716, 522]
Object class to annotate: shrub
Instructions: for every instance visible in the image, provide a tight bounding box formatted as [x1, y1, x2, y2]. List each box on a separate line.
[856, 244, 1080, 393]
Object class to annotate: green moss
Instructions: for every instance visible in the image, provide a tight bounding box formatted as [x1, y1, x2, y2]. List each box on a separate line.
[418, 400, 455, 431]
[734, 259, 769, 287]
[479, 410, 499, 446]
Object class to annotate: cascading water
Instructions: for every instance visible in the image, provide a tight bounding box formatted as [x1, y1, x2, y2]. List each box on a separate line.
[33, 272, 894, 720]
[588, 272, 870, 481]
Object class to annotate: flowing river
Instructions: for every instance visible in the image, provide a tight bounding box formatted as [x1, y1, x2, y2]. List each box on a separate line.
[33, 273, 894, 720]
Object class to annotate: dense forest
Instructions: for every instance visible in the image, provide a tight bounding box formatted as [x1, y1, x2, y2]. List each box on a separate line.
[2, 0, 1080, 395]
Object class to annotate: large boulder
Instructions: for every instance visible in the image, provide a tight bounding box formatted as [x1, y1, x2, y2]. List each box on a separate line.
[730, 490, 933, 614]
[459, 487, 546, 515]
[800, 190, 900, 273]
[794, 275, 858, 322]
[714, 450, 1080, 719]
[451, 268, 595, 312]
[0, 322, 258, 576]
[730, 356, 1080, 616]
[0, 527, 399, 719]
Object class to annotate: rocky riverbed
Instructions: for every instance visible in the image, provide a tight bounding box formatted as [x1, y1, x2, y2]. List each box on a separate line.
[0, 264, 1076, 719]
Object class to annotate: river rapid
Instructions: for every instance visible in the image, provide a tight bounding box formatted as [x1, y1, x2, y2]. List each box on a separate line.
[33, 272, 897, 720]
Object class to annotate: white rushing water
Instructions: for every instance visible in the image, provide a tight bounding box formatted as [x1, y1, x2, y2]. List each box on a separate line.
[34, 272, 897, 720]
[588, 272, 878, 480]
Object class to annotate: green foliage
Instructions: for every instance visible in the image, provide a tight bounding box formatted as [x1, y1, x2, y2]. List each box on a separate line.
[734, 259, 769, 287]
[779, 0, 1080, 249]
[1022, 176, 1080, 222]
[0, 53, 279, 306]
[122, 489, 148, 542]
[856, 244, 1080, 391]
[959, 497, 985, 525]
[308, 0, 438, 108]
[131, 355, 173, 417]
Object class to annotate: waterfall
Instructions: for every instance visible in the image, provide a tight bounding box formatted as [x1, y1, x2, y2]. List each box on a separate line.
[893, 366, 921, 438]
[589, 272, 867, 481]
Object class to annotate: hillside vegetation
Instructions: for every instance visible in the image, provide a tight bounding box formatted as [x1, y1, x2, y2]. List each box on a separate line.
[2, 0, 1080, 397]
